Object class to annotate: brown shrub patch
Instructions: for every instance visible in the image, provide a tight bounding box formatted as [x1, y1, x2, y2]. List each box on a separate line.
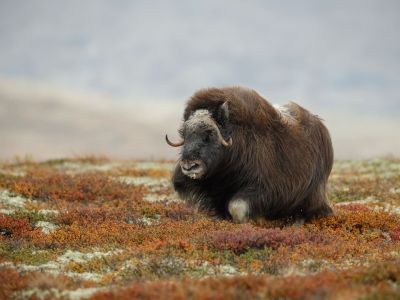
[56, 207, 136, 226]
[310, 209, 400, 233]
[4, 171, 146, 205]
[164, 203, 197, 221]
[0, 213, 44, 240]
[0, 268, 28, 299]
[37, 218, 234, 250]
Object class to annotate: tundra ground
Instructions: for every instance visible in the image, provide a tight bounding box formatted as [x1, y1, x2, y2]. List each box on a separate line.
[0, 157, 399, 299]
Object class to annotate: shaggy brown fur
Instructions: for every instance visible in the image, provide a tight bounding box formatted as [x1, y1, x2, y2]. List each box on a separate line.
[171, 86, 334, 222]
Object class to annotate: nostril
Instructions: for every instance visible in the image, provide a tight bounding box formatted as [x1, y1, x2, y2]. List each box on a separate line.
[185, 163, 198, 171]
[188, 162, 199, 169]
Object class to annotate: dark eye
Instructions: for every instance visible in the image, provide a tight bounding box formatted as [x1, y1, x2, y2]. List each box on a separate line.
[203, 130, 213, 143]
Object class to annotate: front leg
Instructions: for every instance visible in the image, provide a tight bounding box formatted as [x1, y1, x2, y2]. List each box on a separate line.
[228, 198, 250, 223]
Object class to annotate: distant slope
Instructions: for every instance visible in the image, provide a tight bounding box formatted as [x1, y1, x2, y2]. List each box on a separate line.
[0, 79, 182, 161]
[0, 79, 399, 161]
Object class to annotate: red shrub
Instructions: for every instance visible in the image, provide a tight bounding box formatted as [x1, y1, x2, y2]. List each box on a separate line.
[56, 207, 135, 225]
[8, 172, 146, 204]
[390, 229, 400, 242]
[0, 213, 41, 239]
[209, 225, 327, 254]
[311, 210, 400, 233]
[164, 203, 196, 220]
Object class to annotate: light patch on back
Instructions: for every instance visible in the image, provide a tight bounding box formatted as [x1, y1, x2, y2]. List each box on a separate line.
[273, 104, 297, 125]
[185, 109, 215, 132]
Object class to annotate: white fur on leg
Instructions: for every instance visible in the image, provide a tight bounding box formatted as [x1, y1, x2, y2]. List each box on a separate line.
[294, 218, 305, 227]
[228, 198, 249, 223]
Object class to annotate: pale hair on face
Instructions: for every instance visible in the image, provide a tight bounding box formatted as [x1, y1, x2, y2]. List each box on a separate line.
[185, 109, 215, 133]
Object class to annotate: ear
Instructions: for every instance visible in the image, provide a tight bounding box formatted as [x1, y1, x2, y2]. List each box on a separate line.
[217, 101, 229, 124]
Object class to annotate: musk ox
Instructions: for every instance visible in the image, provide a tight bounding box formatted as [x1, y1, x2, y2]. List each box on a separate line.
[166, 86, 333, 223]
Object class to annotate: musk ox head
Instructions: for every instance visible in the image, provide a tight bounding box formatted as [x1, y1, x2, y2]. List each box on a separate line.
[166, 102, 232, 180]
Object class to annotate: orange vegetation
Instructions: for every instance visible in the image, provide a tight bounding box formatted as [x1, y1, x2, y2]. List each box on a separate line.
[0, 158, 399, 299]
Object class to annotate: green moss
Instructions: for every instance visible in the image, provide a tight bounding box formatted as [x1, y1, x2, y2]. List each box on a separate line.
[0, 173, 12, 181]
[203, 249, 236, 264]
[10, 210, 55, 226]
[141, 205, 162, 218]
[239, 247, 274, 263]
[361, 290, 400, 300]
[39, 158, 70, 166]
[329, 191, 353, 203]
[0, 241, 57, 265]
[0, 173, 13, 188]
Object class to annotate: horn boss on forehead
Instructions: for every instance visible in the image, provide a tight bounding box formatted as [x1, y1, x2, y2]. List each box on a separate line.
[166, 108, 232, 148]
[184, 109, 233, 147]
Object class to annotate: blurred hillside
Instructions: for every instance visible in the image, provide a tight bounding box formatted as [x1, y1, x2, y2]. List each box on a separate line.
[1, 78, 399, 161]
[0, 79, 181, 160]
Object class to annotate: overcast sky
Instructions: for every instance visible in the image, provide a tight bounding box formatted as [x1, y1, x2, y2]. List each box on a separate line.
[0, 1, 399, 160]
[1, 0, 399, 116]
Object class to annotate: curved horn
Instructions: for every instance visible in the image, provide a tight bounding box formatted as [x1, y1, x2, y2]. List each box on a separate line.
[214, 126, 233, 148]
[221, 136, 233, 147]
[165, 134, 184, 147]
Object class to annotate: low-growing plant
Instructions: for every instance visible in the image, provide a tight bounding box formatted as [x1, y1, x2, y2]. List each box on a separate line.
[208, 225, 329, 254]
[6, 171, 146, 204]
